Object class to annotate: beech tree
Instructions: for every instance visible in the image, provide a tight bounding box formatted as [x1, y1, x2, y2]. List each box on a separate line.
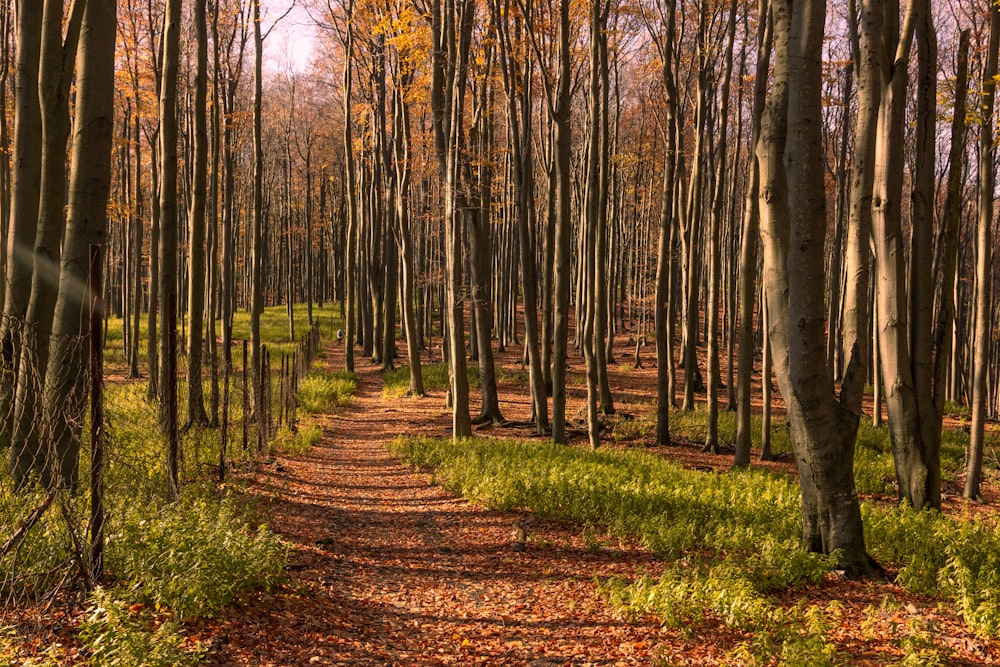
[965, 2, 1000, 500]
[8, 0, 85, 484]
[43, 0, 119, 489]
[756, 0, 872, 573]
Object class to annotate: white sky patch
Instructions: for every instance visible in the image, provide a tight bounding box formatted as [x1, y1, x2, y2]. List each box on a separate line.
[263, 2, 317, 73]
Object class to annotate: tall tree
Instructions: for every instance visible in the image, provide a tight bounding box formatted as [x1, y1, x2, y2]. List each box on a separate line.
[0, 0, 43, 453]
[647, 0, 679, 447]
[8, 0, 85, 484]
[870, 0, 941, 510]
[186, 0, 210, 428]
[550, 0, 572, 444]
[965, 2, 1000, 500]
[492, 0, 548, 432]
[158, 0, 183, 495]
[705, 0, 738, 454]
[42, 0, 119, 489]
[429, 0, 475, 438]
[757, 0, 872, 574]
[734, 0, 771, 465]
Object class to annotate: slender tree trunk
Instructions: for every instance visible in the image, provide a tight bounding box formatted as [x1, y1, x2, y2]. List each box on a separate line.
[41, 0, 117, 489]
[0, 1, 43, 452]
[250, 0, 264, 424]
[933, 31, 969, 426]
[705, 0, 737, 454]
[9, 0, 84, 484]
[392, 79, 424, 396]
[965, 3, 1000, 500]
[186, 0, 209, 428]
[158, 0, 182, 496]
[652, 0, 678, 447]
[342, 0, 357, 373]
[492, 0, 547, 430]
[735, 0, 771, 465]
[551, 0, 572, 444]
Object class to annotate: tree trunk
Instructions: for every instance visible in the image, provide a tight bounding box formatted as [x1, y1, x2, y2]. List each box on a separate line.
[551, 0, 572, 444]
[871, 0, 938, 510]
[186, 0, 209, 428]
[8, 0, 84, 484]
[652, 0, 679, 447]
[250, 0, 264, 425]
[705, 0, 738, 454]
[735, 0, 772, 466]
[757, 0, 872, 575]
[41, 0, 117, 489]
[965, 3, 1000, 500]
[0, 0, 42, 452]
[391, 78, 425, 396]
[158, 0, 182, 496]
[933, 31, 969, 426]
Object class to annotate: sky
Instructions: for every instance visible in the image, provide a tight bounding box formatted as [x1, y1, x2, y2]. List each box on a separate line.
[263, 1, 319, 73]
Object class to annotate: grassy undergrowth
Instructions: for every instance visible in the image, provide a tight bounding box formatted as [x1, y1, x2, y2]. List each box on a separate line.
[656, 406, 972, 496]
[298, 367, 357, 413]
[2, 304, 346, 665]
[382, 361, 479, 398]
[390, 435, 1000, 663]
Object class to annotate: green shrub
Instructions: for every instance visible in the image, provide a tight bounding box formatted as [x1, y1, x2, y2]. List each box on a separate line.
[853, 422, 897, 496]
[382, 362, 478, 398]
[392, 434, 1000, 642]
[270, 423, 323, 455]
[298, 369, 357, 413]
[390, 436, 824, 580]
[943, 400, 971, 421]
[668, 406, 794, 455]
[79, 588, 205, 667]
[110, 493, 287, 620]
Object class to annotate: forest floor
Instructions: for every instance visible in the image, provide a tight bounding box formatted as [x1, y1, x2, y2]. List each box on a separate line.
[191, 336, 1000, 666]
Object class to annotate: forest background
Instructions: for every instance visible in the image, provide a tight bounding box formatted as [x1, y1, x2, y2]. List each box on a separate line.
[5, 0, 1000, 664]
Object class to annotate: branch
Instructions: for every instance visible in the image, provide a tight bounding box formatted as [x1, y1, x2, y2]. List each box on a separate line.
[0, 491, 57, 562]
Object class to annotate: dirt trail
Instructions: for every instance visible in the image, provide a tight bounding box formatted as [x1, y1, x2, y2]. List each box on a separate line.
[200, 342, 674, 666]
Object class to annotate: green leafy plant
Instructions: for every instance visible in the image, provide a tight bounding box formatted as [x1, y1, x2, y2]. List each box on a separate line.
[382, 362, 479, 398]
[110, 494, 287, 620]
[79, 588, 205, 667]
[298, 368, 357, 413]
[270, 423, 323, 455]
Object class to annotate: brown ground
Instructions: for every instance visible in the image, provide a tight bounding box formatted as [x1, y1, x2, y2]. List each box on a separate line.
[190, 336, 1000, 666]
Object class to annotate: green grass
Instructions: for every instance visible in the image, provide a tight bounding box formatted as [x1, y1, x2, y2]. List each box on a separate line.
[298, 367, 357, 413]
[663, 405, 795, 456]
[2, 303, 341, 664]
[664, 406, 975, 497]
[389, 434, 1000, 661]
[382, 361, 479, 398]
[269, 423, 324, 455]
[102, 303, 343, 370]
[390, 436, 828, 581]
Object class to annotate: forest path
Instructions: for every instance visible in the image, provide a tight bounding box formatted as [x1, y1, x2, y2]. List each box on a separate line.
[199, 340, 675, 666]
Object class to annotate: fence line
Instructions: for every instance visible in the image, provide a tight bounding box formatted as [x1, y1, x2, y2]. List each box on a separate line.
[1, 274, 326, 608]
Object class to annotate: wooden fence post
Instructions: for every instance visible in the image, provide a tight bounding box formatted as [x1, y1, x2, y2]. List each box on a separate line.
[89, 245, 105, 581]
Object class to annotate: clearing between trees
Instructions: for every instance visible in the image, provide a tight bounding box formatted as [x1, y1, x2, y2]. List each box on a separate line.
[194, 338, 1000, 666]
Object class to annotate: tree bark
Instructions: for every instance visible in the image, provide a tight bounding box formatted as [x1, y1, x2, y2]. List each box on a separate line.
[186, 0, 209, 428]
[757, 0, 872, 574]
[0, 0, 43, 453]
[965, 3, 1000, 500]
[735, 0, 772, 466]
[42, 0, 118, 489]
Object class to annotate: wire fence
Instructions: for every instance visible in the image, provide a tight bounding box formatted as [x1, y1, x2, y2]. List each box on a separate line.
[0, 247, 325, 616]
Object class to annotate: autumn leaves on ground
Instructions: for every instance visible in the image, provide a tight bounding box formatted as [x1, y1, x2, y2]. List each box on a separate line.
[177, 336, 998, 667]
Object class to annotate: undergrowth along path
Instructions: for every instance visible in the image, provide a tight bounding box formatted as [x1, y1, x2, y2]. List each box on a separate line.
[199, 342, 675, 666]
